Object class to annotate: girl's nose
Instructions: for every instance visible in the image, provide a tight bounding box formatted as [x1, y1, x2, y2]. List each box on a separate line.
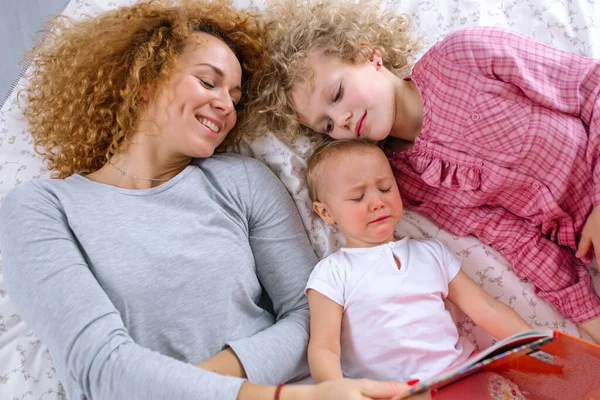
[333, 109, 352, 131]
[370, 195, 385, 211]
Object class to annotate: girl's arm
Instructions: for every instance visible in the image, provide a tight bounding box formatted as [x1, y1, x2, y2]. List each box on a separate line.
[447, 270, 531, 339]
[441, 27, 599, 130]
[307, 289, 344, 383]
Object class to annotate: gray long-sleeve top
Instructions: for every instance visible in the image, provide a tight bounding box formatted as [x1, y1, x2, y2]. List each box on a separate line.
[0, 154, 316, 400]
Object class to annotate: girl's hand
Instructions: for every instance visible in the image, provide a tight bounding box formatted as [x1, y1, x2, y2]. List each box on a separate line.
[297, 379, 429, 400]
[577, 205, 600, 269]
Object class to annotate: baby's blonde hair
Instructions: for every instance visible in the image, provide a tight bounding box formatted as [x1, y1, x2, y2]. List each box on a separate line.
[307, 139, 383, 203]
[241, 0, 419, 142]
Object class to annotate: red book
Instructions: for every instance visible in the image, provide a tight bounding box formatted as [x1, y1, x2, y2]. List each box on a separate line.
[394, 330, 600, 399]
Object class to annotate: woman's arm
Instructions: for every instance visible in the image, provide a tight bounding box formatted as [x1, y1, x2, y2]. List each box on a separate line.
[307, 289, 344, 383]
[224, 157, 317, 384]
[447, 270, 531, 339]
[0, 182, 247, 400]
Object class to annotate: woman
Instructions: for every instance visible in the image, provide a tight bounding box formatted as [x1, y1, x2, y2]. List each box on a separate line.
[0, 1, 424, 399]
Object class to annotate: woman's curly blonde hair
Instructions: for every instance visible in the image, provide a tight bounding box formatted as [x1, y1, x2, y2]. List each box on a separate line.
[241, 0, 419, 142]
[22, 0, 266, 178]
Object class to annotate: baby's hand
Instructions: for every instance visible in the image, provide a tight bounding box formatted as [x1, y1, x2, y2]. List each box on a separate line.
[576, 205, 600, 270]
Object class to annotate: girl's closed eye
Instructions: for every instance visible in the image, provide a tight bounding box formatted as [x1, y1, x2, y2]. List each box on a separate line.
[333, 82, 343, 102]
[325, 119, 334, 134]
[380, 186, 392, 193]
[322, 82, 344, 133]
[349, 193, 365, 202]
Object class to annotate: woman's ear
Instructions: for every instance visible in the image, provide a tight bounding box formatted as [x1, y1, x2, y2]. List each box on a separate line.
[138, 83, 151, 102]
[313, 201, 336, 225]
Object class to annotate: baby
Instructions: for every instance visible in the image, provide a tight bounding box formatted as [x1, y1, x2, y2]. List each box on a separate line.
[304, 139, 531, 383]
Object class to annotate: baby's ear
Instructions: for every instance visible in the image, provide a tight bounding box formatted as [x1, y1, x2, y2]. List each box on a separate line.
[313, 202, 336, 225]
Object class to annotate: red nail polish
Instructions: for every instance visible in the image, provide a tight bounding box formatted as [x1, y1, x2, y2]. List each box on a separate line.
[407, 379, 420, 386]
[431, 389, 438, 398]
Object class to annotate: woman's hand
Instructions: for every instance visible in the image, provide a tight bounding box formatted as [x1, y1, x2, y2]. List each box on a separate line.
[289, 379, 430, 400]
[577, 205, 600, 268]
[237, 378, 430, 400]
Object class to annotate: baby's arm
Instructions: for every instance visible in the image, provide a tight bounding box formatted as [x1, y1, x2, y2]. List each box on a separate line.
[307, 289, 344, 383]
[447, 270, 531, 339]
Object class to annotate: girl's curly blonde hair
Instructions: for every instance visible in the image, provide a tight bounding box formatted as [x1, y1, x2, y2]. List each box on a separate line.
[241, 0, 419, 142]
[23, 0, 266, 178]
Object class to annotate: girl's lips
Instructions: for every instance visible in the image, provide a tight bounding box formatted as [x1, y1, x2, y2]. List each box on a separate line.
[369, 215, 389, 224]
[355, 112, 367, 137]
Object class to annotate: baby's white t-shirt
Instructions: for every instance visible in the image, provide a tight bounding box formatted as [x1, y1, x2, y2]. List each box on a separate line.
[305, 237, 475, 382]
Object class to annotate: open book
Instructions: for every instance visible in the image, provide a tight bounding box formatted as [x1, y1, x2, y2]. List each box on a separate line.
[394, 330, 600, 400]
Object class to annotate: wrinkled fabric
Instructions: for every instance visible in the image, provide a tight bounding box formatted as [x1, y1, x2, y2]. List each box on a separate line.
[386, 26, 600, 323]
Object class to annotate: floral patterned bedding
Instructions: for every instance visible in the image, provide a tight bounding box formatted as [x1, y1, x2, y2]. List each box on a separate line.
[1, 0, 599, 398]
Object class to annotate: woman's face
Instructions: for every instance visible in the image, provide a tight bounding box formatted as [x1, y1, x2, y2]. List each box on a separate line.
[143, 32, 242, 159]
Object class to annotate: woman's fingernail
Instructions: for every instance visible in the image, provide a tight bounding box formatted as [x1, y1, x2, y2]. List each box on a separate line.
[431, 389, 438, 398]
[407, 379, 420, 386]
[576, 251, 581, 257]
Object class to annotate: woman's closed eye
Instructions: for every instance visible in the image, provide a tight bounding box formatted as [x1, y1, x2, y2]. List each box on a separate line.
[197, 76, 241, 107]
[379, 186, 392, 193]
[232, 95, 241, 107]
[198, 78, 215, 89]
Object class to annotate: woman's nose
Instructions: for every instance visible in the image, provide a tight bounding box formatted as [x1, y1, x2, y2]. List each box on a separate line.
[213, 90, 235, 115]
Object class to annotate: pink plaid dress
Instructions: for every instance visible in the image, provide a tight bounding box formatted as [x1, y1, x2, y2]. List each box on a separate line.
[386, 26, 600, 323]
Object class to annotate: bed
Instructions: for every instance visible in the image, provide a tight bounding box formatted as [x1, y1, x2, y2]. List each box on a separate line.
[1, 0, 600, 398]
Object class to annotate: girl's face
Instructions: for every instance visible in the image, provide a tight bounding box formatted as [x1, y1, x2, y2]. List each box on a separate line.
[313, 147, 403, 248]
[291, 50, 397, 142]
[141, 32, 242, 159]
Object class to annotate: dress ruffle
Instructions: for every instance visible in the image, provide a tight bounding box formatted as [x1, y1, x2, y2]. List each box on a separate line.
[409, 153, 481, 190]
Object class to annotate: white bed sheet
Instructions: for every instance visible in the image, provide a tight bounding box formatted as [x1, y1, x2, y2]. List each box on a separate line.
[1, 0, 600, 398]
